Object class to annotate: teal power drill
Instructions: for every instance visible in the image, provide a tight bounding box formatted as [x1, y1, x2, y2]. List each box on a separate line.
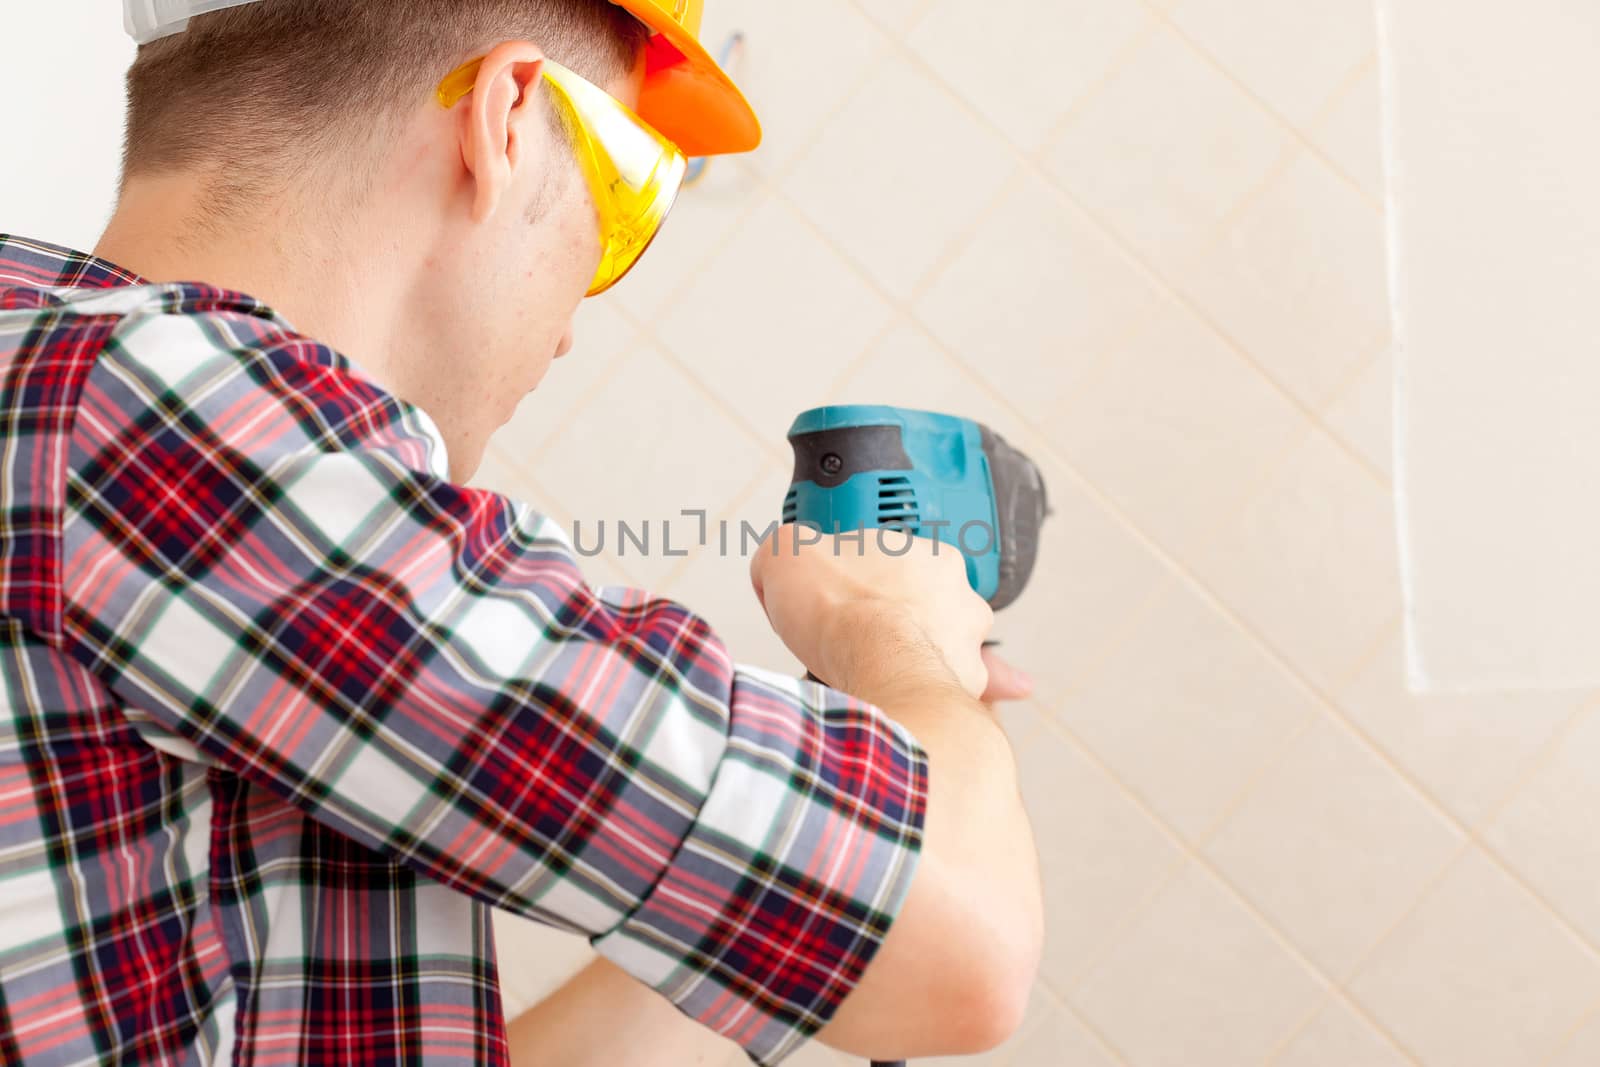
[785, 404, 1049, 609]
[784, 404, 1050, 1067]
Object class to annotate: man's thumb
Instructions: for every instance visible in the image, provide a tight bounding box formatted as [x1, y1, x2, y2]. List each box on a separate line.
[979, 646, 1034, 704]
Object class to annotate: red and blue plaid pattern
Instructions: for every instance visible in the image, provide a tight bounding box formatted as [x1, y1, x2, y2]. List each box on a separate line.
[0, 235, 928, 1066]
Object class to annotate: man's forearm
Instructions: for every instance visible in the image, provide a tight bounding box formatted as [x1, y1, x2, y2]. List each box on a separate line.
[507, 956, 735, 1067]
[816, 637, 1044, 1058]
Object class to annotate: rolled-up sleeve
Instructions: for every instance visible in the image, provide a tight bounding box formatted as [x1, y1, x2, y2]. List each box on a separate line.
[594, 663, 927, 1062]
[59, 315, 928, 1064]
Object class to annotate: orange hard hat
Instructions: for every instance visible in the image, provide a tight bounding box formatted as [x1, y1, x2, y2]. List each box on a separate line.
[613, 0, 761, 157]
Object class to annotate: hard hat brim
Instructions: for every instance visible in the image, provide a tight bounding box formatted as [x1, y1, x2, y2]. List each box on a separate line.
[613, 0, 761, 158]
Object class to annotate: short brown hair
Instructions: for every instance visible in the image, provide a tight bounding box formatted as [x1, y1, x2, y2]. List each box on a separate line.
[122, 0, 649, 186]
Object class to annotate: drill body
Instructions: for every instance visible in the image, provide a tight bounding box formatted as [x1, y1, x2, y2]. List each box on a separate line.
[784, 405, 1049, 610]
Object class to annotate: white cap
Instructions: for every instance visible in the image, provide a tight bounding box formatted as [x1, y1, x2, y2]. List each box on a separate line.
[123, 0, 264, 44]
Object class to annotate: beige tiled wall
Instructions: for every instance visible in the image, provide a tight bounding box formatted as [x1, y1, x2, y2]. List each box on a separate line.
[476, 1, 1600, 1064]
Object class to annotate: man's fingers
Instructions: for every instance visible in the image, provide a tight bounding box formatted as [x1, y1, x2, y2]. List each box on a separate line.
[979, 647, 1034, 704]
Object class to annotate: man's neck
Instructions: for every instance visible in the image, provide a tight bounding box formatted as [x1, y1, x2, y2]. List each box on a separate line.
[94, 171, 399, 379]
[92, 167, 491, 483]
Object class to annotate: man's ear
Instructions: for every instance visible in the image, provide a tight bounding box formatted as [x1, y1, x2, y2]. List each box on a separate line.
[460, 40, 548, 223]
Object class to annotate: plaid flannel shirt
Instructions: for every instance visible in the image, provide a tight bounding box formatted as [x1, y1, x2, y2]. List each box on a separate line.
[0, 235, 929, 1066]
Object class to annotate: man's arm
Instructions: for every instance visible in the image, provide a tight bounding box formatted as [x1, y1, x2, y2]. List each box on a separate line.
[504, 651, 1038, 1066]
[751, 534, 1047, 1060]
[813, 646, 1043, 1058]
[507, 957, 736, 1067]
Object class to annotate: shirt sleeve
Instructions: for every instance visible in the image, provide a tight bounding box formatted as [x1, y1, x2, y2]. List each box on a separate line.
[59, 313, 929, 1065]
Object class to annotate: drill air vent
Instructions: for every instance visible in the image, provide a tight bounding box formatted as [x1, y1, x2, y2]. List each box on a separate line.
[876, 475, 920, 529]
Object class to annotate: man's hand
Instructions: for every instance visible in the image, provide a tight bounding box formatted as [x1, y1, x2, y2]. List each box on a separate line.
[751, 523, 998, 700]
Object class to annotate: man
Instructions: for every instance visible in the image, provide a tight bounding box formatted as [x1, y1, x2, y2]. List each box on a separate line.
[0, 1, 1043, 1064]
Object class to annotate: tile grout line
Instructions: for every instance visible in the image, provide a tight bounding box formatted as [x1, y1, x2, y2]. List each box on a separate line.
[1012, 713, 1342, 983]
[609, 174, 786, 460]
[1019, 688, 1192, 993]
[508, 291, 782, 590]
[1264, 998, 1422, 1066]
[1314, 337, 1395, 486]
[521, 173, 774, 476]
[478, 440, 647, 589]
[1009, 569, 1172, 721]
[842, 0, 938, 38]
[1157, 117, 1398, 467]
[1210, 50, 1385, 232]
[1033, 978, 1137, 1067]
[480, 438, 553, 507]
[1258, 848, 1466, 1065]
[513, 328, 653, 470]
[1041, 390, 1343, 572]
[1168, 136, 1305, 267]
[617, 154, 772, 321]
[1320, 688, 1600, 960]
[808, 160, 1044, 410]
[650, 455, 789, 595]
[898, 164, 1033, 310]
[1263, 849, 1479, 1065]
[585, 48, 896, 468]
[1025, 15, 1168, 159]
[607, 302, 786, 465]
[1078, 740, 1423, 1067]
[1138, 0, 1385, 212]
[815, 312, 923, 410]
[1546, 994, 1600, 1066]
[1022, 303, 1182, 427]
[1487, 816, 1600, 1067]
[967, 976, 1072, 1067]
[931, 357, 1355, 725]
[1307, 50, 1382, 148]
[1458, 692, 1600, 837]
[754, 26, 900, 192]
[1188, 706, 1323, 857]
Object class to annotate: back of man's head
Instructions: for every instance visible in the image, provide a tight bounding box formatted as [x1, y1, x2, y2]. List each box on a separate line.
[123, 0, 649, 193]
[104, 0, 661, 484]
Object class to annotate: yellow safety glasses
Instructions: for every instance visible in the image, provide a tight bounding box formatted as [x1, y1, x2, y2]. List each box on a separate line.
[437, 56, 687, 297]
